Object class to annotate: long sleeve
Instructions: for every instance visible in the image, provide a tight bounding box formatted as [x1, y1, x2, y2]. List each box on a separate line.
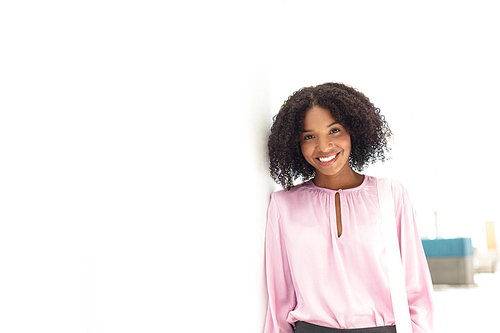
[261, 177, 433, 331]
[393, 183, 435, 333]
[264, 193, 296, 333]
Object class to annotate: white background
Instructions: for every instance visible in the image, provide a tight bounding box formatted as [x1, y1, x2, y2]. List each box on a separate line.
[1, 1, 499, 332]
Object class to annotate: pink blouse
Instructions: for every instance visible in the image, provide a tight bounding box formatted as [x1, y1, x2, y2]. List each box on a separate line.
[264, 176, 434, 332]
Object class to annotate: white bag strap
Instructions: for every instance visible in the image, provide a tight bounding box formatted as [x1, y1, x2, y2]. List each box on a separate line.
[377, 178, 413, 333]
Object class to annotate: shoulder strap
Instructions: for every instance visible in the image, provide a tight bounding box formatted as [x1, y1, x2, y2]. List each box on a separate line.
[377, 178, 413, 333]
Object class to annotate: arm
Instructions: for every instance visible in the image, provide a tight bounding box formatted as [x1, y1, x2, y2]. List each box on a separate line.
[393, 183, 435, 333]
[264, 194, 296, 333]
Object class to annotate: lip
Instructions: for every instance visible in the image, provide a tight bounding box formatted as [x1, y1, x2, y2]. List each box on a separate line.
[316, 152, 341, 166]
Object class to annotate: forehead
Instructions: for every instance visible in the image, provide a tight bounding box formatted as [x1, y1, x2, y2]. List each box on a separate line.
[303, 106, 336, 127]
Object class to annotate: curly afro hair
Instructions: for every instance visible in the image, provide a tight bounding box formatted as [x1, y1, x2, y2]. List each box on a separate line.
[268, 82, 392, 190]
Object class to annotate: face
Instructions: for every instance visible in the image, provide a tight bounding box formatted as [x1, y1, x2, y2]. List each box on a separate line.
[300, 106, 352, 179]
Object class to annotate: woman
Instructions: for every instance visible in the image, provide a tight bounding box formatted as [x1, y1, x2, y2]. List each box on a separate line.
[265, 82, 434, 333]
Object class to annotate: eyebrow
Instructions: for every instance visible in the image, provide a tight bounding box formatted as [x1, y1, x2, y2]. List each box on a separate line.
[302, 121, 339, 133]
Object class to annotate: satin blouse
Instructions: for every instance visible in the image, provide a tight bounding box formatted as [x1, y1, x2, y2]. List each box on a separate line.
[264, 176, 434, 332]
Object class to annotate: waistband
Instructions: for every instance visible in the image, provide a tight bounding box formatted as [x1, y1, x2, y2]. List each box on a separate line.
[294, 321, 397, 333]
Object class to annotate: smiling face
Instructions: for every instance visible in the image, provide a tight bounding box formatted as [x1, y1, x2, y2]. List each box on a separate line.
[300, 106, 353, 181]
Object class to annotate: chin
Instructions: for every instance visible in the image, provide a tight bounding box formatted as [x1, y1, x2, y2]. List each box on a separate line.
[315, 163, 351, 177]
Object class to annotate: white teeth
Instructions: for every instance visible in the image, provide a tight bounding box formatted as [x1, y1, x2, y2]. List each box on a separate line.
[319, 154, 337, 162]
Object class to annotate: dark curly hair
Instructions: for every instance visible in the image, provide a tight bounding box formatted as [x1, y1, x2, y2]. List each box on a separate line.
[268, 82, 392, 190]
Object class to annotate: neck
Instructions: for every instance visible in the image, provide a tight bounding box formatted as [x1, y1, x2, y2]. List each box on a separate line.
[313, 167, 364, 191]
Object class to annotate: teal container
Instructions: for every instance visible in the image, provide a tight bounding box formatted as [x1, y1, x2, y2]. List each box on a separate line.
[421, 238, 473, 258]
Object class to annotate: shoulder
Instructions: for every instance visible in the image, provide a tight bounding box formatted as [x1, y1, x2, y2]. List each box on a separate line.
[373, 176, 411, 207]
[373, 176, 407, 194]
[389, 178, 407, 198]
[271, 181, 312, 197]
[269, 180, 314, 208]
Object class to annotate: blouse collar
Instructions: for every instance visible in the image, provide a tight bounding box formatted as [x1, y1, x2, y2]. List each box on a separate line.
[304, 175, 370, 193]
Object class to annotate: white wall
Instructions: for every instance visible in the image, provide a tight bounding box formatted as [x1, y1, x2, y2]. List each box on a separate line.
[1, 1, 499, 332]
[1, 2, 274, 332]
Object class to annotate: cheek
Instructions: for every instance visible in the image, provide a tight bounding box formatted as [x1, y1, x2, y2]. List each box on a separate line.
[300, 142, 313, 160]
[341, 134, 352, 151]
[346, 139, 352, 152]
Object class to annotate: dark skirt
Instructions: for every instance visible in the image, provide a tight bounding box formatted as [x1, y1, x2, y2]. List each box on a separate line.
[294, 321, 397, 333]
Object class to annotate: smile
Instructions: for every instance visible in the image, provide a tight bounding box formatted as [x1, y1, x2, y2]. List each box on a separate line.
[318, 153, 338, 162]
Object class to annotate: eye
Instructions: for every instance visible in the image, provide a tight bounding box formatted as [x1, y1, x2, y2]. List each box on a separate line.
[330, 128, 340, 134]
[303, 134, 314, 140]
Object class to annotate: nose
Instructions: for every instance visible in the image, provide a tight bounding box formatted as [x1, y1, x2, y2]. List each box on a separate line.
[318, 136, 334, 152]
